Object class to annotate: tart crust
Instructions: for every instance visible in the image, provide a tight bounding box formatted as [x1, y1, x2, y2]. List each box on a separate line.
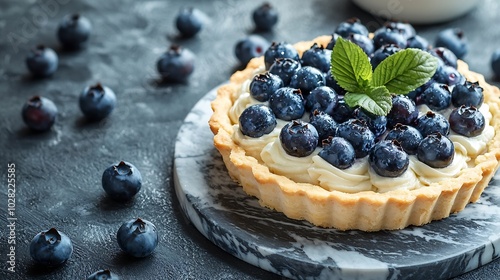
[209, 35, 500, 231]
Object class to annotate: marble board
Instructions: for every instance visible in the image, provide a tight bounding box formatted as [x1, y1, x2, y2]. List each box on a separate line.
[173, 86, 500, 280]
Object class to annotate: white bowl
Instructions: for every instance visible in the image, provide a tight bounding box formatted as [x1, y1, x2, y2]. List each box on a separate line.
[351, 0, 481, 24]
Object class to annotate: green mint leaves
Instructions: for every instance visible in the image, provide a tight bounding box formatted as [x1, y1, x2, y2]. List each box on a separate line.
[331, 37, 438, 116]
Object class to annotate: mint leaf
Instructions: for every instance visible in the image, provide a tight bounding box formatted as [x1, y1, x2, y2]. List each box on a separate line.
[331, 37, 372, 93]
[372, 49, 439, 95]
[344, 86, 392, 116]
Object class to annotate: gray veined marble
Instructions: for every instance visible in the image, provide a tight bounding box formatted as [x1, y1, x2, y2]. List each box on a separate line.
[173, 86, 500, 280]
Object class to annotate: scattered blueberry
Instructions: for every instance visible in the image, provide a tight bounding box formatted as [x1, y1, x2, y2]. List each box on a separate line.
[417, 133, 455, 168]
[432, 65, 464, 86]
[239, 104, 277, 137]
[429, 47, 458, 68]
[234, 35, 270, 66]
[386, 95, 418, 128]
[353, 108, 387, 138]
[309, 110, 337, 143]
[319, 136, 355, 169]
[335, 17, 369, 38]
[289, 66, 325, 94]
[451, 81, 484, 107]
[372, 27, 407, 50]
[330, 97, 354, 123]
[264, 42, 300, 70]
[79, 83, 117, 121]
[30, 228, 73, 266]
[491, 49, 500, 78]
[252, 2, 278, 31]
[370, 44, 401, 70]
[325, 33, 341, 50]
[301, 43, 332, 73]
[407, 35, 429, 50]
[385, 124, 423, 155]
[26, 45, 58, 78]
[156, 45, 195, 82]
[435, 28, 468, 59]
[335, 119, 375, 158]
[418, 83, 451, 111]
[249, 72, 283, 102]
[415, 111, 450, 137]
[346, 33, 374, 56]
[449, 106, 485, 137]
[116, 218, 158, 258]
[87, 269, 120, 280]
[268, 58, 301, 85]
[101, 161, 142, 201]
[57, 14, 92, 49]
[22, 96, 58, 132]
[279, 120, 319, 157]
[268, 87, 305, 120]
[305, 86, 338, 115]
[175, 8, 204, 38]
[369, 140, 409, 177]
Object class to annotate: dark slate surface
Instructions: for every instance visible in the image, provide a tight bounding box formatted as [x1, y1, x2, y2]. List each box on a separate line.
[0, 0, 499, 279]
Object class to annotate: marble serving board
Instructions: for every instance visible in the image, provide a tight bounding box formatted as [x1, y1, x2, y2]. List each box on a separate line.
[173, 86, 500, 280]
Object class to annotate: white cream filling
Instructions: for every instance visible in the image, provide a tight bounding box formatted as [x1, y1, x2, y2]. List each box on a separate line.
[409, 153, 468, 186]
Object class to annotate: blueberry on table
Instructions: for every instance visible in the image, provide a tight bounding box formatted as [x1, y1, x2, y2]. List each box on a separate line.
[491, 49, 500, 78]
[415, 111, 450, 137]
[29, 228, 73, 266]
[26, 45, 58, 78]
[175, 7, 204, 38]
[449, 106, 485, 137]
[116, 218, 158, 258]
[418, 83, 451, 111]
[102, 161, 142, 201]
[234, 35, 270, 66]
[385, 124, 423, 155]
[22, 96, 58, 132]
[335, 119, 375, 158]
[369, 140, 409, 177]
[156, 45, 195, 83]
[79, 83, 116, 121]
[269, 87, 305, 121]
[239, 104, 277, 138]
[301, 43, 332, 73]
[57, 14, 92, 49]
[252, 2, 278, 31]
[279, 120, 319, 157]
[451, 81, 484, 107]
[249, 72, 283, 102]
[335, 17, 369, 38]
[87, 269, 120, 280]
[268, 58, 301, 85]
[435, 28, 468, 59]
[309, 110, 337, 143]
[417, 133, 455, 168]
[289, 66, 325, 94]
[264, 41, 300, 70]
[319, 136, 355, 169]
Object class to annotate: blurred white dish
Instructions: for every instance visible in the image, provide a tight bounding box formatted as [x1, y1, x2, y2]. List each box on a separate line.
[351, 0, 481, 24]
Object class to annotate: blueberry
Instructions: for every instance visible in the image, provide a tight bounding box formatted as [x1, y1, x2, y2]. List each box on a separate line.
[22, 96, 58, 132]
[279, 120, 319, 157]
[30, 228, 73, 266]
[57, 14, 92, 49]
[435, 28, 468, 59]
[235, 35, 270, 66]
[79, 83, 116, 121]
[387, 95, 418, 128]
[252, 2, 278, 31]
[415, 111, 450, 137]
[101, 161, 142, 201]
[385, 124, 423, 155]
[301, 43, 332, 73]
[372, 27, 407, 50]
[289, 66, 325, 94]
[156, 45, 195, 83]
[319, 136, 355, 169]
[370, 44, 401, 70]
[305, 86, 338, 115]
[433, 65, 464, 86]
[429, 47, 458, 68]
[175, 8, 204, 38]
[384, 21, 416, 40]
[335, 17, 369, 38]
[238, 104, 277, 137]
[449, 106, 485, 137]
[407, 35, 430, 50]
[451, 81, 484, 107]
[264, 42, 300, 70]
[491, 49, 500, 78]
[330, 97, 354, 123]
[346, 33, 374, 56]
[26, 45, 58, 78]
[369, 140, 409, 177]
[116, 218, 158, 258]
[87, 269, 120, 280]
[408, 79, 432, 102]
[268, 58, 301, 85]
[249, 72, 283, 102]
[418, 83, 451, 111]
[309, 110, 337, 142]
[325, 33, 341, 50]
[335, 119, 375, 158]
[354, 108, 387, 138]
[325, 70, 346, 95]
[417, 133, 454, 168]
[269, 87, 305, 120]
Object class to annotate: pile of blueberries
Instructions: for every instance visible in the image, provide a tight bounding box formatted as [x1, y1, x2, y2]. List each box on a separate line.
[239, 18, 491, 178]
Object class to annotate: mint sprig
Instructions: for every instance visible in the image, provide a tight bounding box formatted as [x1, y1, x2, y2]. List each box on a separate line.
[331, 37, 438, 116]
